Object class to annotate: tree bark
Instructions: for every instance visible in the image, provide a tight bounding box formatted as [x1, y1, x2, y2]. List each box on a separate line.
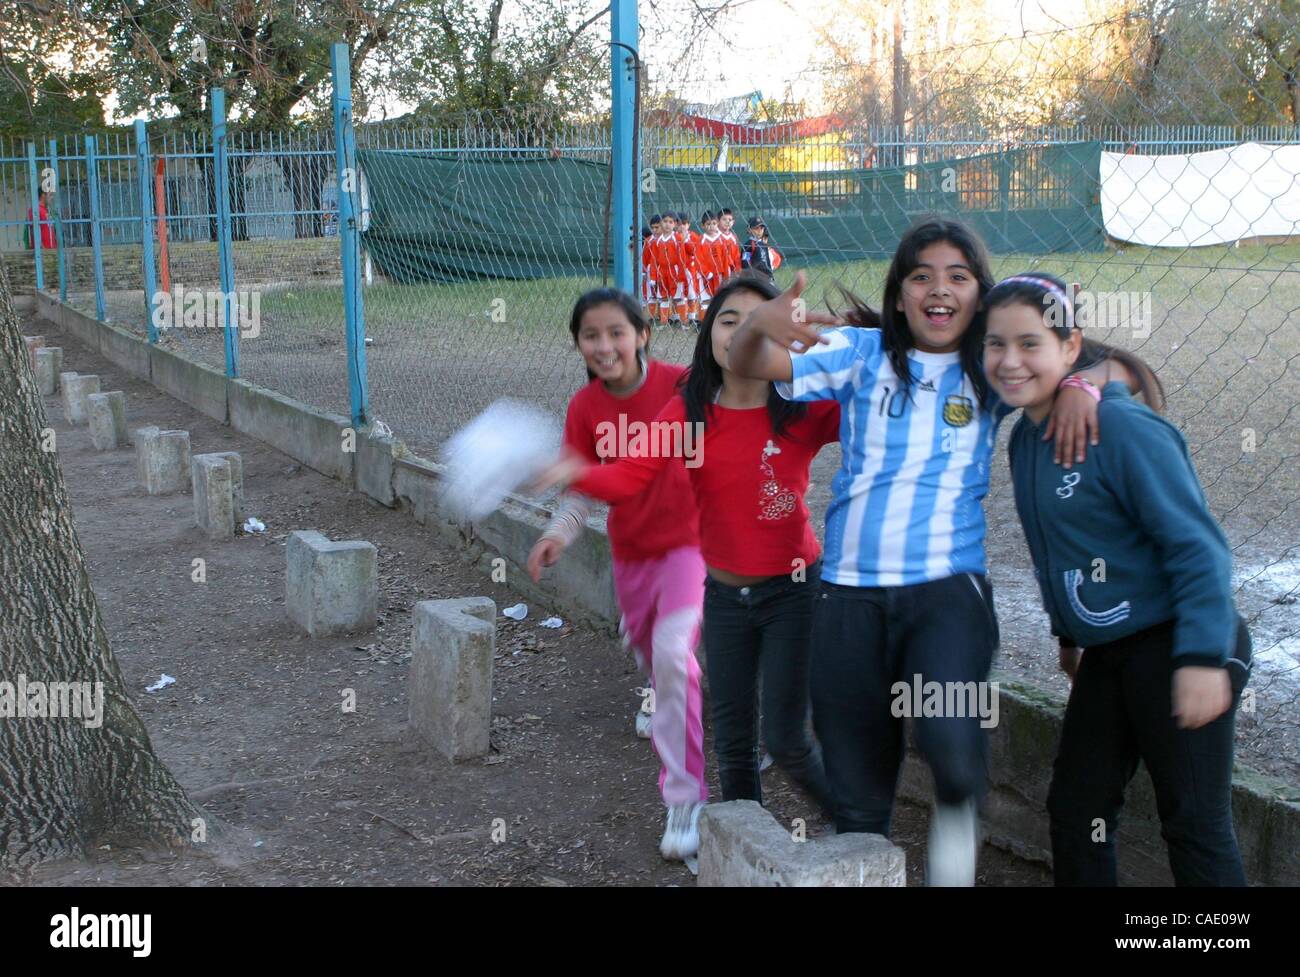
[0, 263, 198, 874]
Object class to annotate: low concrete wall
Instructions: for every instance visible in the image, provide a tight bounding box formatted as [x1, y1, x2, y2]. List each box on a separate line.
[37, 290, 101, 351]
[898, 681, 1300, 885]
[227, 380, 352, 483]
[151, 346, 229, 425]
[98, 323, 152, 382]
[34, 289, 1300, 885]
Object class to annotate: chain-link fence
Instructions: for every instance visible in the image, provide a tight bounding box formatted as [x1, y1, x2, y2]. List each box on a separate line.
[4, 8, 1299, 783]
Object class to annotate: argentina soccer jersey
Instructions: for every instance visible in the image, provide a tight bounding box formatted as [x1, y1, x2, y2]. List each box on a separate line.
[776, 326, 1014, 588]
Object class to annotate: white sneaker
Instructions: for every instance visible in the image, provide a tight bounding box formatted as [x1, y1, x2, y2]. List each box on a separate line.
[927, 799, 978, 886]
[660, 802, 703, 861]
[635, 710, 653, 739]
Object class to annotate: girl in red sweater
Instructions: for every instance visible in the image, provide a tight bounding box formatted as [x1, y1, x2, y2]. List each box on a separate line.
[527, 288, 707, 861]
[536, 273, 837, 820]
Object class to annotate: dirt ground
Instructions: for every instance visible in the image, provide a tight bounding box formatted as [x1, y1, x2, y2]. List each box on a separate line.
[17, 310, 1051, 887]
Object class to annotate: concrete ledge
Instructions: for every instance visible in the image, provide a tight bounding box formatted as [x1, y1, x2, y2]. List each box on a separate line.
[150, 345, 228, 424]
[897, 678, 1300, 885]
[38, 290, 102, 353]
[227, 379, 352, 482]
[355, 427, 398, 507]
[98, 322, 152, 381]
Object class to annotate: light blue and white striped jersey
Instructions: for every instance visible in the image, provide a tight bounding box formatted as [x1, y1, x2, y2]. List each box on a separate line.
[776, 327, 1013, 587]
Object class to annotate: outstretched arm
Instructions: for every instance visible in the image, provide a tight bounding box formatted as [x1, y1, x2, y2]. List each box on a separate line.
[729, 271, 836, 382]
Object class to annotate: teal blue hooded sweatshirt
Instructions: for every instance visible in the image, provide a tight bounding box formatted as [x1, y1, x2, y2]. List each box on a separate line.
[1007, 382, 1235, 667]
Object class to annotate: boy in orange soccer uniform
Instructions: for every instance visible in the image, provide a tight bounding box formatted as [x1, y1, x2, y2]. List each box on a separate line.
[642, 217, 660, 315]
[696, 211, 726, 313]
[675, 211, 700, 326]
[718, 208, 743, 278]
[651, 213, 682, 327]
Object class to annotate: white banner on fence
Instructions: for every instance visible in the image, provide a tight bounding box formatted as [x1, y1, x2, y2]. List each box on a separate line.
[1101, 142, 1300, 247]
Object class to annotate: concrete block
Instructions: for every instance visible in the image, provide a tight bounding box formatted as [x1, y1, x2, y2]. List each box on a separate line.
[134, 425, 192, 494]
[698, 801, 906, 887]
[409, 597, 496, 761]
[192, 453, 237, 540]
[34, 347, 63, 395]
[61, 373, 100, 424]
[24, 335, 44, 370]
[285, 530, 377, 637]
[86, 391, 128, 450]
[202, 450, 245, 523]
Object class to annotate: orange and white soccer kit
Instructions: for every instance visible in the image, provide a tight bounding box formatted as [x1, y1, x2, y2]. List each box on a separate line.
[650, 233, 682, 321]
[697, 232, 726, 304]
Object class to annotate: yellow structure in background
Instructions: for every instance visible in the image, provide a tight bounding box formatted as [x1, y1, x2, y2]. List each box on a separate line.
[648, 91, 859, 192]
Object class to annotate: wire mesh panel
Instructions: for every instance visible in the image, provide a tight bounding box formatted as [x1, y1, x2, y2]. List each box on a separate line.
[225, 128, 350, 417]
[136, 129, 225, 370]
[355, 114, 626, 458]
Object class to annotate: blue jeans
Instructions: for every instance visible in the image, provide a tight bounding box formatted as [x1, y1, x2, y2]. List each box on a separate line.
[702, 562, 833, 816]
[1047, 616, 1252, 886]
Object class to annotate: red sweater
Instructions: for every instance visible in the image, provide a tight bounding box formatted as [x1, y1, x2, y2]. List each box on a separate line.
[563, 360, 701, 562]
[573, 394, 840, 576]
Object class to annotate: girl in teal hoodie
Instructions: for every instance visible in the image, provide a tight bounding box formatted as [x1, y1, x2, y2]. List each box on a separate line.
[982, 271, 1252, 886]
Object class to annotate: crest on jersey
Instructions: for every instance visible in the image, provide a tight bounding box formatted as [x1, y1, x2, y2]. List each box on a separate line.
[943, 394, 974, 427]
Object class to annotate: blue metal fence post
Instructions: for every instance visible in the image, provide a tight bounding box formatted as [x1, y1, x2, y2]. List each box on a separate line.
[331, 42, 369, 429]
[135, 119, 160, 342]
[26, 142, 45, 292]
[85, 135, 107, 320]
[610, 0, 639, 294]
[212, 88, 239, 376]
[49, 138, 66, 302]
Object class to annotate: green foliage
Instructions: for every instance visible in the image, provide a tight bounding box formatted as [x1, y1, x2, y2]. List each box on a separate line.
[0, 2, 110, 139]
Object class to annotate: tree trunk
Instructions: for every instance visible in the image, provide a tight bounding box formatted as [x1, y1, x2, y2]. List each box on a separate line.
[891, 2, 908, 168]
[0, 264, 198, 874]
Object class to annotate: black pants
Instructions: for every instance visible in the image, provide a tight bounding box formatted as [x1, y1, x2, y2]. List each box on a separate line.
[703, 562, 833, 816]
[1047, 617, 1252, 886]
[809, 573, 999, 836]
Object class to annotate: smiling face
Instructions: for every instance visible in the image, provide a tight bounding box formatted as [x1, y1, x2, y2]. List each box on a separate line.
[894, 241, 983, 354]
[577, 302, 646, 390]
[709, 288, 766, 375]
[720, 213, 734, 233]
[984, 301, 1081, 422]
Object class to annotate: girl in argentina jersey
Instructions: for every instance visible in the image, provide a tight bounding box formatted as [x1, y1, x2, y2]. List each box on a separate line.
[729, 217, 1125, 885]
